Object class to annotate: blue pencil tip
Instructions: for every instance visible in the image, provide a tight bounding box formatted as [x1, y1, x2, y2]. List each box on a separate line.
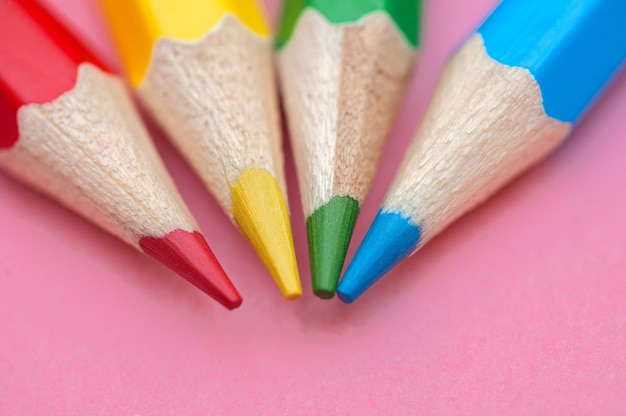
[337, 210, 422, 304]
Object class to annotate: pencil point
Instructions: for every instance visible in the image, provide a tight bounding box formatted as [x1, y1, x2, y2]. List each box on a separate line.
[337, 210, 421, 304]
[306, 196, 359, 299]
[140, 229, 242, 310]
[231, 169, 302, 300]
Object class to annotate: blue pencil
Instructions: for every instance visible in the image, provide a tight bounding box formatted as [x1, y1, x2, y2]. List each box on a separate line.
[337, 0, 626, 303]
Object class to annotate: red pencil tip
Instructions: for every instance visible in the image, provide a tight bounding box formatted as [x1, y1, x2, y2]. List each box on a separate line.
[140, 229, 242, 310]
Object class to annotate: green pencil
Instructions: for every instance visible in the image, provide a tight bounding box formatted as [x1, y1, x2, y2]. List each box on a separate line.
[276, 0, 422, 298]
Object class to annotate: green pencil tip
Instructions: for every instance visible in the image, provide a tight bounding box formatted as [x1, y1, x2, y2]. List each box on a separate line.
[306, 196, 359, 299]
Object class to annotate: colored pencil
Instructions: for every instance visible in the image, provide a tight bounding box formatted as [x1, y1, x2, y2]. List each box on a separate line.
[100, 0, 302, 300]
[337, 0, 626, 303]
[0, 0, 241, 309]
[276, 0, 421, 298]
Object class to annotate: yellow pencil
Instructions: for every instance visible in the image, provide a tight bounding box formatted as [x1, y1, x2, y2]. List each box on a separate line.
[99, 0, 301, 299]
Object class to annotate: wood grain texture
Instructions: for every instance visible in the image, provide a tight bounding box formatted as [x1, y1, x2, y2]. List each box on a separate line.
[277, 9, 417, 217]
[136, 14, 300, 298]
[385, 34, 571, 245]
[138, 15, 284, 217]
[338, 1, 625, 304]
[0, 0, 241, 309]
[0, 64, 199, 247]
[275, 0, 422, 49]
[0, 0, 107, 147]
[99, 0, 270, 86]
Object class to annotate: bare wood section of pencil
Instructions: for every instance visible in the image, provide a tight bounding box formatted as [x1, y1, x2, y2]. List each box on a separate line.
[385, 34, 571, 245]
[277, 9, 417, 217]
[138, 15, 284, 216]
[0, 64, 198, 247]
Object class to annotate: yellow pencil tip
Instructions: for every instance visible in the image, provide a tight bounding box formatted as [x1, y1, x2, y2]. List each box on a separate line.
[231, 169, 302, 299]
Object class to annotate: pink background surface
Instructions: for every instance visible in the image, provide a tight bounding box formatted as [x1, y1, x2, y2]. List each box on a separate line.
[2, 0, 626, 414]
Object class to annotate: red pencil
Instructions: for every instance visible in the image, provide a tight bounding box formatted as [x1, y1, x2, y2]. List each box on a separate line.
[0, 0, 242, 309]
